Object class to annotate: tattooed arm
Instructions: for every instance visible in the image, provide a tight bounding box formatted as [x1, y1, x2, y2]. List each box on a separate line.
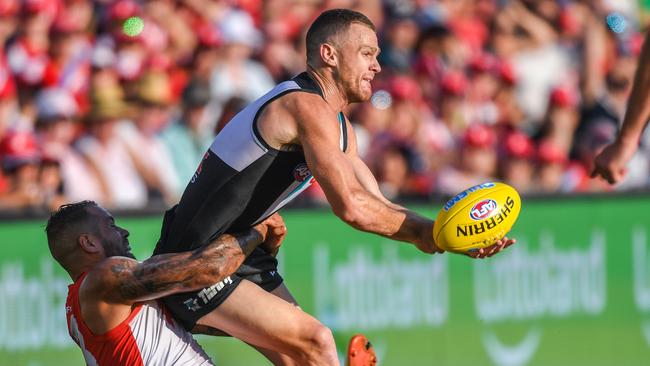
[100, 226, 266, 304]
[88, 213, 289, 305]
[77, 215, 285, 334]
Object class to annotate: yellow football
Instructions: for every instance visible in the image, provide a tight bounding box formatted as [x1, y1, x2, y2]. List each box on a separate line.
[433, 182, 521, 253]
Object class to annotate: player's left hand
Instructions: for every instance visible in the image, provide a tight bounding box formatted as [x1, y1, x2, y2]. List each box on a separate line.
[260, 213, 287, 257]
[464, 237, 516, 259]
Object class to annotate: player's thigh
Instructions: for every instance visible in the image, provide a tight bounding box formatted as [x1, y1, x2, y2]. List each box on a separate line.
[196, 279, 329, 353]
[250, 343, 299, 366]
[270, 282, 300, 307]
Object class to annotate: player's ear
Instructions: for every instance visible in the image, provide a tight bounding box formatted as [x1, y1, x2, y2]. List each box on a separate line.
[79, 234, 102, 254]
[320, 43, 338, 67]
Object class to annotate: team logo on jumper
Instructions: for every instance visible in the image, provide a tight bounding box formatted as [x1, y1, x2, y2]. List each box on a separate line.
[470, 199, 497, 220]
[293, 163, 312, 182]
[191, 152, 210, 183]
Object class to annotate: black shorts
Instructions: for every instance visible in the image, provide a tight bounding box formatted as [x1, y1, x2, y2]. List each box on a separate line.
[160, 248, 284, 331]
[153, 173, 285, 330]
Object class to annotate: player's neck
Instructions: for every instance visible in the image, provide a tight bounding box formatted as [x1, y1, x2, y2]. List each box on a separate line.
[307, 67, 348, 111]
[67, 258, 99, 282]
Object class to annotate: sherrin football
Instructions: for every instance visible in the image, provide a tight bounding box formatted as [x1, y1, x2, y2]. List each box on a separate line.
[433, 182, 521, 253]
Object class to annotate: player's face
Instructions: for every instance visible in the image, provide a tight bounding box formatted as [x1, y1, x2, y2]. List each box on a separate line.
[90, 206, 134, 259]
[336, 23, 381, 103]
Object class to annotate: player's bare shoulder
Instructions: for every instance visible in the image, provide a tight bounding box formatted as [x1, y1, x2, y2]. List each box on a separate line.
[285, 92, 334, 120]
[80, 256, 138, 298]
[257, 91, 335, 149]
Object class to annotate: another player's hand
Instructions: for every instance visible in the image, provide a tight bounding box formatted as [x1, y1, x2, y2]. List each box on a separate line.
[591, 140, 637, 184]
[259, 213, 287, 257]
[465, 237, 516, 259]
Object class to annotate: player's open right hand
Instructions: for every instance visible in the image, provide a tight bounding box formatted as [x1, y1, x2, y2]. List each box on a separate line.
[464, 236, 516, 259]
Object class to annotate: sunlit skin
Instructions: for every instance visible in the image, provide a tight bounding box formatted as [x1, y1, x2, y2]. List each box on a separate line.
[327, 24, 514, 258]
[52, 203, 282, 335]
[257, 23, 514, 258]
[90, 206, 135, 259]
[155, 13, 517, 366]
[592, 33, 650, 184]
[331, 24, 382, 103]
[306, 23, 381, 110]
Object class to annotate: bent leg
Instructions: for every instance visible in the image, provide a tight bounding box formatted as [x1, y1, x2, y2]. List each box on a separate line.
[270, 282, 299, 306]
[250, 283, 304, 366]
[191, 324, 296, 365]
[196, 280, 339, 366]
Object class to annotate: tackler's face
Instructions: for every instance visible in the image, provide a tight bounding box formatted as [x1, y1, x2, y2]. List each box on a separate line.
[90, 206, 135, 259]
[335, 23, 381, 103]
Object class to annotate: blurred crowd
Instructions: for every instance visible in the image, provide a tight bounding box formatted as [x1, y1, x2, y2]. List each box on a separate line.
[0, 0, 649, 212]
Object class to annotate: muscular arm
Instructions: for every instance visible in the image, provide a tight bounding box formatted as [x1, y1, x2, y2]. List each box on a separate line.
[293, 95, 438, 253]
[617, 33, 650, 146]
[347, 124, 438, 251]
[88, 225, 266, 305]
[592, 32, 650, 184]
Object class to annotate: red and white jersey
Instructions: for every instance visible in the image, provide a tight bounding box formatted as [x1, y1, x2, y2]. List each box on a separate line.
[65, 273, 214, 366]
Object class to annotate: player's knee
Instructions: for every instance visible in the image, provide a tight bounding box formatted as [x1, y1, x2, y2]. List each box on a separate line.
[289, 322, 337, 364]
[309, 324, 335, 352]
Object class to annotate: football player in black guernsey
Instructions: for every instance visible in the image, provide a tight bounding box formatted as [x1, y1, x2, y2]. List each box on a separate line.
[154, 9, 515, 366]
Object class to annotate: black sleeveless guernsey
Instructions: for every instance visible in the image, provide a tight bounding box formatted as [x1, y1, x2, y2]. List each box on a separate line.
[153, 72, 348, 329]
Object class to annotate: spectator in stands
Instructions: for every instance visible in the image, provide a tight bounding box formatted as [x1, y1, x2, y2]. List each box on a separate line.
[0, 130, 43, 210]
[537, 85, 580, 151]
[498, 130, 535, 194]
[260, 3, 306, 82]
[414, 24, 466, 111]
[160, 79, 214, 189]
[493, 60, 524, 128]
[7, 0, 55, 93]
[210, 9, 274, 115]
[0, 0, 18, 124]
[34, 88, 102, 203]
[379, 16, 420, 73]
[437, 71, 470, 137]
[118, 70, 179, 205]
[494, 0, 571, 124]
[0, 0, 646, 210]
[77, 84, 148, 209]
[0, 0, 19, 193]
[44, 0, 93, 111]
[437, 123, 498, 195]
[465, 53, 499, 125]
[191, 20, 221, 79]
[536, 138, 568, 193]
[107, 0, 147, 84]
[38, 155, 66, 211]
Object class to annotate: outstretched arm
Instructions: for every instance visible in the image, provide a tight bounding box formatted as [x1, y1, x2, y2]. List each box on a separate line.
[592, 32, 650, 184]
[345, 125, 440, 253]
[292, 95, 439, 253]
[347, 122, 514, 258]
[93, 225, 266, 305]
[86, 214, 286, 305]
